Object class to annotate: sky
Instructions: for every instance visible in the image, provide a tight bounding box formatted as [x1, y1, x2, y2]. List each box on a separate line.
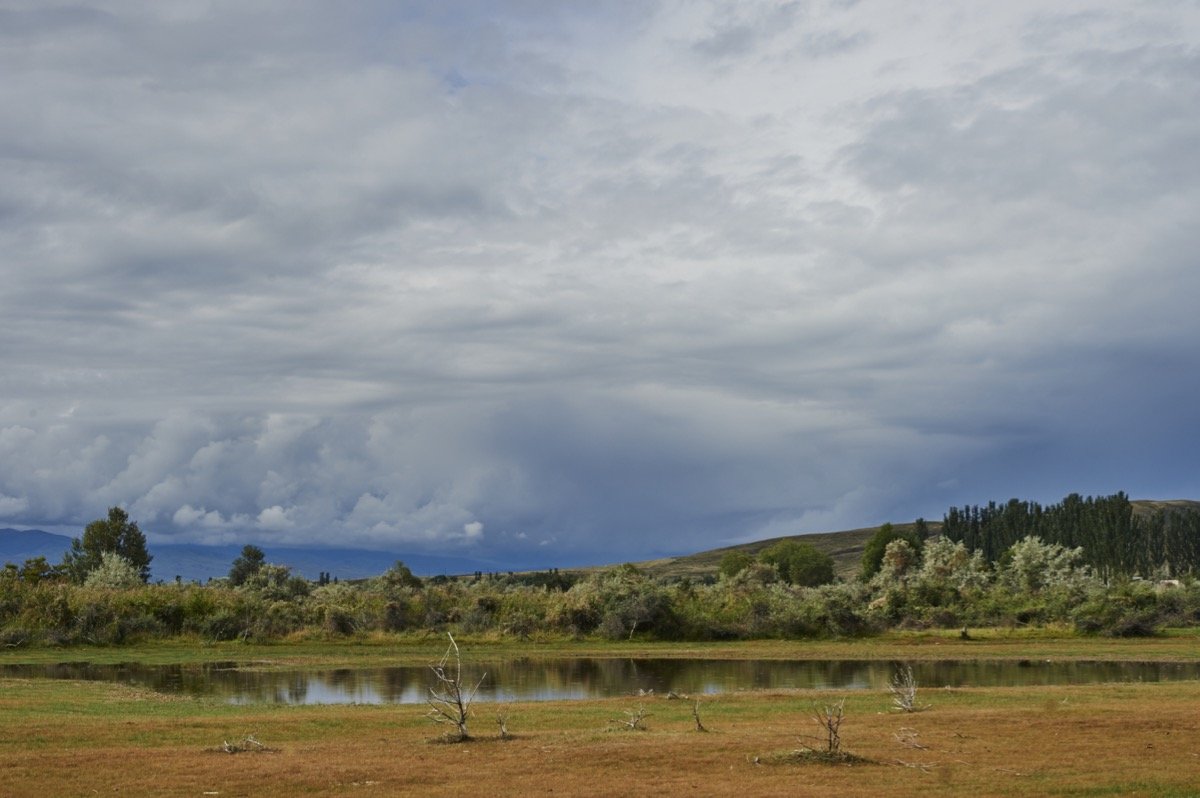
[1, 1, 1198, 568]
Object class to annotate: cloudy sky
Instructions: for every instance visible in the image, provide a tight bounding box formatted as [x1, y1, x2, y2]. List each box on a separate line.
[2, 1, 1198, 567]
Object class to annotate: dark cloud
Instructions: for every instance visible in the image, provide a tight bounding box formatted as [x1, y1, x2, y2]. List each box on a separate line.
[1, 2, 1197, 565]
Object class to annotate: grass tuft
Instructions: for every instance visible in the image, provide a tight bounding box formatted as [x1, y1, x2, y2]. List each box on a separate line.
[757, 749, 873, 766]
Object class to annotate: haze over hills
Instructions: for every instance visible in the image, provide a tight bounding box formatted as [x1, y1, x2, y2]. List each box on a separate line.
[0, 529, 504, 583]
[4, 499, 1197, 582]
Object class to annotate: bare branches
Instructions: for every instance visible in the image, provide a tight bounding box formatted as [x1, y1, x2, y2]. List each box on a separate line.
[767, 697, 867, 765]
[812, 698, 845, 755]
[611, 705, 650, 731]
[889, 664, 928, 713]
[426, 633, 486, 741]
[219, 734, 269, 754]
[893, 727, 927, 749]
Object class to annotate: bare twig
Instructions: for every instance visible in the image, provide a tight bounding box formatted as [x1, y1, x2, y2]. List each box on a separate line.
[220, 734, 268, 754]
[426, 633, 486, 741]
[894, 758, 936, 773]
[806, 699, 845, 755]
[893, 727, 928, 749]
[612, 706, 649, 730]
[889, 664, 928, 713]
[692, 698, 708, 732]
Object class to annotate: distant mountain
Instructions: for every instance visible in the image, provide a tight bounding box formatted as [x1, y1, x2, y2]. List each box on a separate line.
[0, 528, 74, 566]
[144, 544, 504, 583]
[0, 529, 503, 582]
[7, 497, 1197, 583]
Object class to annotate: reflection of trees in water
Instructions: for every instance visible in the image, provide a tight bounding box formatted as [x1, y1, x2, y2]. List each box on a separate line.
[377, 666, 421, 701]
[326, 668, 358, 692]
[284, 672, 309, 703]
[5, 659, 1200, 704]
[474, 659, 888, 697]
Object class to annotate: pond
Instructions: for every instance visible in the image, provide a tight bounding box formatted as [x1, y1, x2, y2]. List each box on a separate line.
[5, 658, 1200, 705]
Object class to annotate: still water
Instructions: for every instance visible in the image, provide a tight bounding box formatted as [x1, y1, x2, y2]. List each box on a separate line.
[4, 658, 1199, 705]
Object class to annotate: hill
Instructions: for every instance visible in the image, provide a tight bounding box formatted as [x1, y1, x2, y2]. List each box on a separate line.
[1132, 499, 1200, 515]
[0, 528, 74, 566]
[615, 498, 1200, 582]
[622, 522, 936, 581]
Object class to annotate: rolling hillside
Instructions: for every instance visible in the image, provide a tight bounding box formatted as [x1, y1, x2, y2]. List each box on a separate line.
[623, 522, 936, 581]
[615, 498, 1200, 582]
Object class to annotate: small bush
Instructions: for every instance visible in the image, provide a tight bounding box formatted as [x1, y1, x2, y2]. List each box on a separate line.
[323, 606, 356, 636]
[204, 610, 248, 641]
[253, 600, 304, 638]
[382, 600, 411, 632]
[0, 627, 30, 647]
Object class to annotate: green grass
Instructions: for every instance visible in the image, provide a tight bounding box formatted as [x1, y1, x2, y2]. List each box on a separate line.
[3, 626, 1200, 669]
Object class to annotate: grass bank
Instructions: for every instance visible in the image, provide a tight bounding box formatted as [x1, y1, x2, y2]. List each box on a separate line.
[2, 673, 1199, 796]
[4, 627, 1200, 668]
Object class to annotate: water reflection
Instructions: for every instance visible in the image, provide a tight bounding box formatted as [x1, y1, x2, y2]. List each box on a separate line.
[4, 658, 1198, 705]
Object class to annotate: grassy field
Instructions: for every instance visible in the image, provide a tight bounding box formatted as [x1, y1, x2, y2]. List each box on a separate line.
[3, 673, 1200, 796]
[5, 627, 1200, 668]
[3, 631, 1200, 796]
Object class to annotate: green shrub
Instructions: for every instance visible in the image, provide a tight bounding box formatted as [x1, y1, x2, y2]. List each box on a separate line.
[759, 540, 835, 587]
[254, 600, 305, 638]
[382, 600, 412, 632]
[204, 609, 248, 641]
[718, 550, 754, 579]
[322, 606, 356, 636]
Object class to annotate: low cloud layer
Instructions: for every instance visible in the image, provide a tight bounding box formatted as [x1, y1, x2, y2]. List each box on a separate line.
[2, 2, 1198, 565]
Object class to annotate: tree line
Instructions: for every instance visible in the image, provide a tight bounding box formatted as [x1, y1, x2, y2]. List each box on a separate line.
[4, 498, 1200, 646]
[941, 492, 1200, 581]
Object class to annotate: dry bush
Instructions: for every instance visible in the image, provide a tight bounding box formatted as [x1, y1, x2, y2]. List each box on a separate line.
[759, 697, 871, 766]
[216, 734, 274, 754]
[611, 706, 649, 731]
[889, 664, 929, 712]
[426, 633, 486, 742]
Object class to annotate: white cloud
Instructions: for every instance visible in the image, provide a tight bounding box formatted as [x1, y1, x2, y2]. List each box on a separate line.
[1, 2, 1198, 563]
[256, 506, 295, 532]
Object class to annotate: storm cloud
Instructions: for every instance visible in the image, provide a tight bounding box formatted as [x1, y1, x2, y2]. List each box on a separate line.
[2, 1, 1197, 566]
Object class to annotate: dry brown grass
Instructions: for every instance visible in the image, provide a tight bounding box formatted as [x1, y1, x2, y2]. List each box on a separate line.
[3, 678, 1200, 796]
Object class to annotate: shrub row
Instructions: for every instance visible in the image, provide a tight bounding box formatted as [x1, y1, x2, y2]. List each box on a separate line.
[4, 547, 1200, 645]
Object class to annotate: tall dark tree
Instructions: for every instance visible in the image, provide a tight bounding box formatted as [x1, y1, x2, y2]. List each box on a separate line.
[940, 492, 1186, 580]
[228, 544, 266, 586]
[62, 507, 152, 583]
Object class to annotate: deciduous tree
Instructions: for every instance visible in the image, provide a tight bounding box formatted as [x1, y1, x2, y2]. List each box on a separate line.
[760, 540, 835, 587]
[228, 545, 266, 586]
[62, 507, 152, 583]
